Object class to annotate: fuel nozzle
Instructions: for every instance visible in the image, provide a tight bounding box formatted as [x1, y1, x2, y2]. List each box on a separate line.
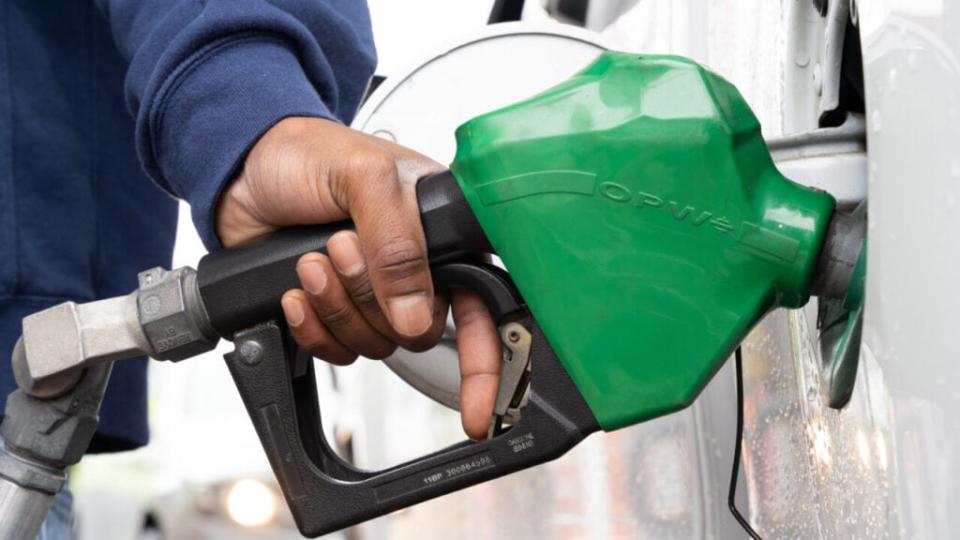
[809, 204, 868, 408]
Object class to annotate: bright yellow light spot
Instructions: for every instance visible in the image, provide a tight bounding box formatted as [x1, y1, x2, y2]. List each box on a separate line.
[874, 431, 888, 471]
[856, 430, 872, 468]
[812, 426, 832, 467]
[225, 479, 277, 528]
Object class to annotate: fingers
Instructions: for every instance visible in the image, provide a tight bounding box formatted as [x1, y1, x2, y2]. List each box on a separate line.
[327, 231, 446, 350]
[281, 290, 357, 365]
[337, 158, 437, 342]
[287, 254, 502, 442]
[286, 244, 445, 365]
[451, 290, 502, 441]
[295, 253, 397, 360]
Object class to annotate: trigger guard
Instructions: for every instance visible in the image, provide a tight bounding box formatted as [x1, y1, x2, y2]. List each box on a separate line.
[383, 262, 526, 422]
[431, 262, 523, 322]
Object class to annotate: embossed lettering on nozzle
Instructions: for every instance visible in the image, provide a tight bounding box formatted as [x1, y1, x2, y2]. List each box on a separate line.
[137, 267, 218, 361]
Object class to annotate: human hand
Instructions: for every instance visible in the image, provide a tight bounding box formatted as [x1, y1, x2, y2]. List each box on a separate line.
[216, 117, 500, 439]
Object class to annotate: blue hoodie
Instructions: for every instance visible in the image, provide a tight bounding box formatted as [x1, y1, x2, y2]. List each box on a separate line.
[0, 0, 376, 451]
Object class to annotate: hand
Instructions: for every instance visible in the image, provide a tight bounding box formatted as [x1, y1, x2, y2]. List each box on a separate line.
[216, 117, 500, 439]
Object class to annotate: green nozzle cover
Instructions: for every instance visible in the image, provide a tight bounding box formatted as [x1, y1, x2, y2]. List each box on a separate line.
[451, 52, 835, 430]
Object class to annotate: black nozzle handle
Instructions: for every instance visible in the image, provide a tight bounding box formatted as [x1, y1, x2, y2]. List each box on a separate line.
[196, 170, 492, 337]
[225, 301, 598, 537]
[204, 171, 601, 536]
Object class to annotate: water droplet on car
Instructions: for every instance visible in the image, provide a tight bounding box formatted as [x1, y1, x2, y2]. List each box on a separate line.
[870, 109, 882, 132]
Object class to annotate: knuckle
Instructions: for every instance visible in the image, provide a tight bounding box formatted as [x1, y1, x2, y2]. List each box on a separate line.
[336, 355, 359, 366]
[311, 346, 357, 365]
[373, 239, 427, 285]
[320, 349, 358, 366]
[345, 274, 379, 310]
[316, 302, 354, 328]
[455, 299, 491, 327]
[292, 329, 334, 358]
[300, 339, 330, 357]
[332, 150, 399, 210]
[342, 150, 397, 189]
[364, 342, 398, 360]
[397, 334, 439, 353]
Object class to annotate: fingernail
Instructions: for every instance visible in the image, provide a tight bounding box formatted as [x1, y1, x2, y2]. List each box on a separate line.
[387, 294, 433, 337]
[298, 262, 327, 295]
[282, 297, 305, 327]
[329, 234, 365, 276]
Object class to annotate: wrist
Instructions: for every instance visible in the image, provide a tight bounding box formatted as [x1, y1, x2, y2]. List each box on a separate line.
[216, 174, 265, 248]
[214, 117, 336, 247]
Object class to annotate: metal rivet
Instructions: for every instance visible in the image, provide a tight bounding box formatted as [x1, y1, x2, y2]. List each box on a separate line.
[239, 341, 263, 365]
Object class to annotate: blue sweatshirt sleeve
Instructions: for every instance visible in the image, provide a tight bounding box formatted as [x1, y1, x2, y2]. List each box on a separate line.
[95, 0, 377, 249]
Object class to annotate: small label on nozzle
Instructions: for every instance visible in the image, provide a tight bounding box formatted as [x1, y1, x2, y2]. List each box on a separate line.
[507, 432, 535, 453]
[374, 451, 495, 502]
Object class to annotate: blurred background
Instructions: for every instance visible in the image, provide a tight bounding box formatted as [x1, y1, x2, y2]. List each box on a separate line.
[67, 0, 942, 538]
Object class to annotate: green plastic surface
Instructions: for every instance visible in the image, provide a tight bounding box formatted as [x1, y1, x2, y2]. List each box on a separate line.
[820, 243, 867, 409]
[449, 52, 835, 430]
